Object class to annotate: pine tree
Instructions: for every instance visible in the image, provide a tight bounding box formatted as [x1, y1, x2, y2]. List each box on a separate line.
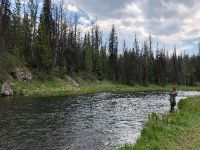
[34, 0, 53, 72]
[142, 41, 149, 85]
[171, 45, 178, 83]
[43, 0, 52, 40]
[195, 41, 200, 81]
[22, 13, 32, 63]
[11, 0, 23, 57]
[133, 35, 141, 83]
[28, 0, 38, 66]
[35, 15, 53, 72]
[100, 42, 108, 79]
[92, 25, 103, 79]
[82, 33, 93, 78]
[66, 29, 76, 76]
[0, 0, 11, 51]
[108, 24, 118, 81]
[148, 35, 154, 83]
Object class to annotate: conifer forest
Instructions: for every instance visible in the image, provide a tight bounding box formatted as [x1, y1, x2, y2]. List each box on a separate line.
[1, 0, 200, 86]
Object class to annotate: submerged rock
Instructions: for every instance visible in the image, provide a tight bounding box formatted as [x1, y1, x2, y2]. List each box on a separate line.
[1, 81, 13, 96]
[12, 67, 32, 82]
[65, 75, 79, 87]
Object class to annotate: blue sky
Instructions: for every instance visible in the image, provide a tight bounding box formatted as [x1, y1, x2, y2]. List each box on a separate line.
[15, 0, 200, 55]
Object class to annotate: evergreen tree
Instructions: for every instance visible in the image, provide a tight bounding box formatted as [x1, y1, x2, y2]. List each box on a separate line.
[171, 45, 178, 84]
[34, 0, 53, 72]
[195, 41, 200, 81]
[142, 41, 149, 85]
[82, 33, 93, 78]
[0, 0, 11, 51]
[92, 25, 103, 79]
[35, 15, 53, 72]
[108, 24, 118, 81]
[11, 0, 23, 57]
[100, 42, 108, 79]
[148, 35, 154, 83]
[43, 0, 52, 41]
[28, 0, 38, 66]
[22, 13, 32, 63]
[133, 35, 141, 83]
[66, 29, 76, 76]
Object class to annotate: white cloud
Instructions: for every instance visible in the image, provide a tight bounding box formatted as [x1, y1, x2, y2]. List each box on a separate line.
[123, 2, 142, 16]
[67, 4, 78, 12]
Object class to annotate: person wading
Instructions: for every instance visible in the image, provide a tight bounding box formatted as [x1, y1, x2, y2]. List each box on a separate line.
[169, 87, 177, 112]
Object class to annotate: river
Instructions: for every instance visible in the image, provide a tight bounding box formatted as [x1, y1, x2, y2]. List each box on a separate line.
[0, 91, 200, 150]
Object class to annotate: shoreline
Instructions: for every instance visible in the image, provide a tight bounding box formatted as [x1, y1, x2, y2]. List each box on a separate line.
[3, 77, 200, 98]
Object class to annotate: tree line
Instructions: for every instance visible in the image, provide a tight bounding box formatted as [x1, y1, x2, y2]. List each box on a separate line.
[0, 0, 200, 85]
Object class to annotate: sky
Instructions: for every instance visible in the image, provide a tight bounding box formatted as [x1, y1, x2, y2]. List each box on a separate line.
[14, 0, 200, 55]
[67, 0, 200, 55]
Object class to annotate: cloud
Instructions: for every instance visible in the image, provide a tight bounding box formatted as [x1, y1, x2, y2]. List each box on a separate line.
[71, 0, 134, 18]
[67, 4, 78, 12]
[69, 0, 200, 54]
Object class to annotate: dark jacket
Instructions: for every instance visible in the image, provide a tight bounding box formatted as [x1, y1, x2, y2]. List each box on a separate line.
[169, 89, 177, 101]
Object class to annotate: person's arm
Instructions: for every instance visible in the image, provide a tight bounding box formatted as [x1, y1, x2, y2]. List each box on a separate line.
[169, 90, 171, 94]
[175, 91, 177, 96]
[169, 90, 173, 95]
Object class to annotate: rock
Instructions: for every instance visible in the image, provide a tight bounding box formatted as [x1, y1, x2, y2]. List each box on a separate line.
[1, 81, 13, 96]
[65, 75, 79, 87]
[12, 67, 32, 82]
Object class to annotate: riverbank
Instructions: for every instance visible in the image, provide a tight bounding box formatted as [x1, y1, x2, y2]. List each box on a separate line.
[7, 76, 200, 97]
[1, 53, 200, 97]
[119, 96, 200, 150]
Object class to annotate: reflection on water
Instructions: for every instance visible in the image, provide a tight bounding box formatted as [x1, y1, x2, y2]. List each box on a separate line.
[0, 91, 200, 150]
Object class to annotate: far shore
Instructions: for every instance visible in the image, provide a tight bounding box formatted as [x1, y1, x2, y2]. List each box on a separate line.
[3, 77, 200, 98]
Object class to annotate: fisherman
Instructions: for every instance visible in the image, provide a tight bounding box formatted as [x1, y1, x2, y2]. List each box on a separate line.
[169, 87, 177, 112]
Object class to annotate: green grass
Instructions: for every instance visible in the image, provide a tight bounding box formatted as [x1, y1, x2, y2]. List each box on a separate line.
[119, 96, 200, 150]
[10, 76, 200, 97]
[0, 53, 25, 83]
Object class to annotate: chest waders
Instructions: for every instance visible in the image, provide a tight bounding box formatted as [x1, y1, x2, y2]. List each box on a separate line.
[170, 96, 176, 112]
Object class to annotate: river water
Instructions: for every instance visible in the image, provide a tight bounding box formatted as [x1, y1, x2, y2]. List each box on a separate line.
[0, 91, 200, 150]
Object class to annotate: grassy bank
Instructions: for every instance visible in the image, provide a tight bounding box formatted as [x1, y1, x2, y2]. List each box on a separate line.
[119, 96, 200, 150]
[9, 76, 200, 97]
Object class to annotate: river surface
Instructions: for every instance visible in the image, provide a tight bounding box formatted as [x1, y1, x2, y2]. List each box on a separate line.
[0, 91, 200, 150]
